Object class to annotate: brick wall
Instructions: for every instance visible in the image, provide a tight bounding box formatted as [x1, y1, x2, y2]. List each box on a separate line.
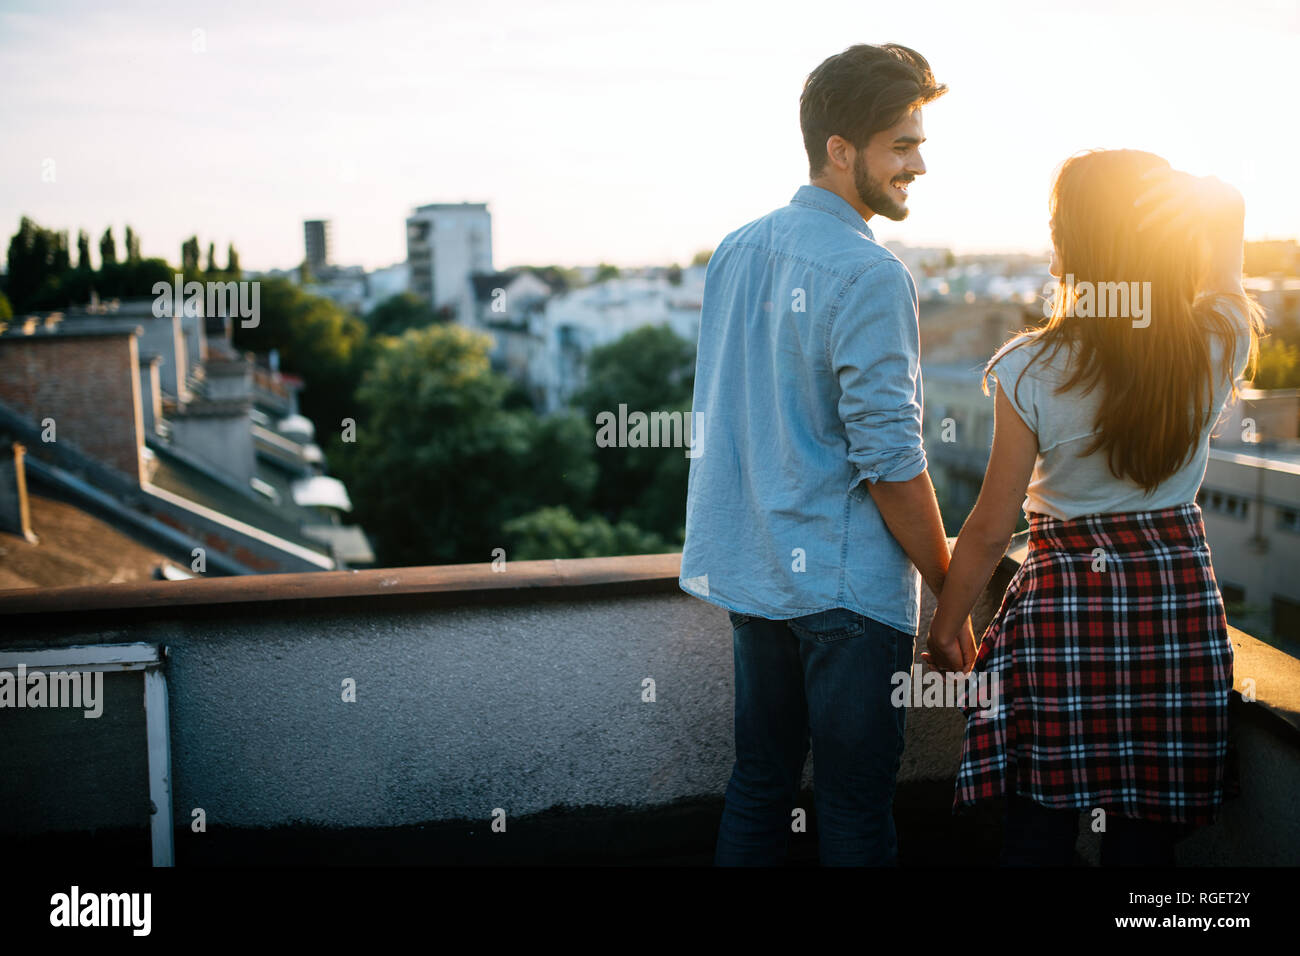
[0, 332, 145, 484]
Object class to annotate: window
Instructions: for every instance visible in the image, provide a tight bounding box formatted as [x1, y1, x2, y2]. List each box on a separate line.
[1278, 508, 1300, 534]
[1200, 488, 1250, 519]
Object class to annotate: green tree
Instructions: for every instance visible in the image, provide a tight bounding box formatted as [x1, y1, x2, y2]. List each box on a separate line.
[0, 290, 11, 322]
[365, 292, 439, 337]
[205, 241, 217, 274]
[616, 397, 692, 543]
[124, 226, 141, 262]
[503, 506, 670, 560]
[513, 410, 599, 514]
[52, 256, 172, 307]
[226, 243, 240, 277]
[1255, 337, 1300, 389]
[573, 323, 696, 542]
[230, 277, 368, 435]
[51, 230, 70, 275]
[593, 262, 621, 283]
[690, 249, 713, 267]
[181, 236, 201, 274]
[76, 230, 91, 271]
[326, 324, 578, 566]
[6, 218, 63, 310]
[5, 218, 173, 311]
[99, 227, 116, 268]
[575, 324, 695, 429]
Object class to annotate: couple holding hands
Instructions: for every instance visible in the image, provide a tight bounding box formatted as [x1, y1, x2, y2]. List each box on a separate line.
[680, 42, 1261, 866]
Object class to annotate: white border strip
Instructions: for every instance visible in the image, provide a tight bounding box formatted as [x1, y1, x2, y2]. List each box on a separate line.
[0, 643, 161, 672]
[0, 642, 173, 866]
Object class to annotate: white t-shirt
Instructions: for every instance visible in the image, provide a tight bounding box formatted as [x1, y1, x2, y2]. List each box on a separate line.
[987, 296, 1254, 520]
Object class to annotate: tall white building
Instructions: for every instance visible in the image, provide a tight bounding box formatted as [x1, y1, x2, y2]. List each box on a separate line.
[405, 202, 493, 323]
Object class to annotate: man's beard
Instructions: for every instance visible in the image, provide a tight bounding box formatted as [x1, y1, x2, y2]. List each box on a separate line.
[854, 151, 909, 221]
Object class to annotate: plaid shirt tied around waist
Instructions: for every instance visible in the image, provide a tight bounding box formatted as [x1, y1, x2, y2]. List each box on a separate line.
[954, 501, 1234, 827]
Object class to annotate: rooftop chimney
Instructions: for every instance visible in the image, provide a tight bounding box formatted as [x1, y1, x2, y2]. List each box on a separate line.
[138, 353, 163, 437]
[0, 327, 147, 484]
[0, 442, 37, 543]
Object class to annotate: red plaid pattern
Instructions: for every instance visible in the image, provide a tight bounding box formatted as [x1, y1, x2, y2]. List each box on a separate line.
[954, 502, 1233, 827]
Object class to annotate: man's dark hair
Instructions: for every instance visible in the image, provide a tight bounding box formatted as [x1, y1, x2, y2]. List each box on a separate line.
[800, 43, 947, 178]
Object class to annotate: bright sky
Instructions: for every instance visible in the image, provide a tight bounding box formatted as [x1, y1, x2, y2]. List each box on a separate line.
[1, 0, 1297, 272]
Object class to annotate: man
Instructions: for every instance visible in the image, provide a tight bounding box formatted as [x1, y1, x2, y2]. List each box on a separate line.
[679, 42, 976, 866]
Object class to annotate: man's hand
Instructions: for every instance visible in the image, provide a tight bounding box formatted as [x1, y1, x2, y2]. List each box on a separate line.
[921, 615, 976, 674]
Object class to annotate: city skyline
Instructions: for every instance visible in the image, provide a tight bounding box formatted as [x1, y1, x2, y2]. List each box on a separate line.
[2, 0, 1298, 273]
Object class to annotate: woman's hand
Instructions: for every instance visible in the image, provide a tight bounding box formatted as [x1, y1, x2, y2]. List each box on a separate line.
[1134, 167, 1243, 232]
[1134, 166, 1246, 296]
[922, 615, 977, 674]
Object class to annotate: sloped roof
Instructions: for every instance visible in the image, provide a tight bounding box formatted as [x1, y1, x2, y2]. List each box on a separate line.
[0, 494, 180, 590]
[147, 442, 332, 557]
[471, 271, 521, 301]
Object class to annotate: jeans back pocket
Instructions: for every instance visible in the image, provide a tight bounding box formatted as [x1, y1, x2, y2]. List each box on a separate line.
[727, 610, 757, 630]
[785, 607, 866, 643]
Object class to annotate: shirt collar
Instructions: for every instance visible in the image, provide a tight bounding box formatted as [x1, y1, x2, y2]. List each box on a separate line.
[790, 184, 875, 238]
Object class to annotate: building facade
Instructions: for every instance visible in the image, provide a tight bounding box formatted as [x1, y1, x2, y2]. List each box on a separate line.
[303, 219, 332, 275]
[405, 202, 493, 323]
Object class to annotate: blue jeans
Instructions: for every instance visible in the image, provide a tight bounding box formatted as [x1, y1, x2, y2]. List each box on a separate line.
[715, 607, 916, 866]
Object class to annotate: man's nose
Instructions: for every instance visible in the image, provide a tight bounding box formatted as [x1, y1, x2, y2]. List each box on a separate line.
[910, 153, 927, 177]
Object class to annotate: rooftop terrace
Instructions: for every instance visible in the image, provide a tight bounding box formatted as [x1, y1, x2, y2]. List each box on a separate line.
[1, 540, 1296, 866]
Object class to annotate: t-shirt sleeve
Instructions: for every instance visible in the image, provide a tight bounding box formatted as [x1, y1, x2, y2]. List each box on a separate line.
[987, 339, 1038, 435]
[1199, 293, 1255, 383]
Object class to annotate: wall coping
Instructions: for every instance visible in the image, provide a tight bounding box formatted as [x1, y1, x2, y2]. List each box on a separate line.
[0, 552, 685, 616]
[1, 534, 1294, 740]
[0, 535, 1028, 617]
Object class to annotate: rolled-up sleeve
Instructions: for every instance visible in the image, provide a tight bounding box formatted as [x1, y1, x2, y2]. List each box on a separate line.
[828, 258, 927, 500]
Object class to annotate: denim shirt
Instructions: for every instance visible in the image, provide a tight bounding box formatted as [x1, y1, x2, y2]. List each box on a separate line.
[679, 184, 927, 635]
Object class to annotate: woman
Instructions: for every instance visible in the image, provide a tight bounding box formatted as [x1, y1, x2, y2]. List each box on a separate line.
[923, 149, 1264, 866]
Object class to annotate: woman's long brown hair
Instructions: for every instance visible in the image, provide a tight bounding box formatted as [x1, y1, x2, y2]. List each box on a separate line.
[983, 149, 1265, 492]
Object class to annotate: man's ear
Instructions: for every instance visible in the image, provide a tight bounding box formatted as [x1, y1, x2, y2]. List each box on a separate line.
[824, 135, 853, 174]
